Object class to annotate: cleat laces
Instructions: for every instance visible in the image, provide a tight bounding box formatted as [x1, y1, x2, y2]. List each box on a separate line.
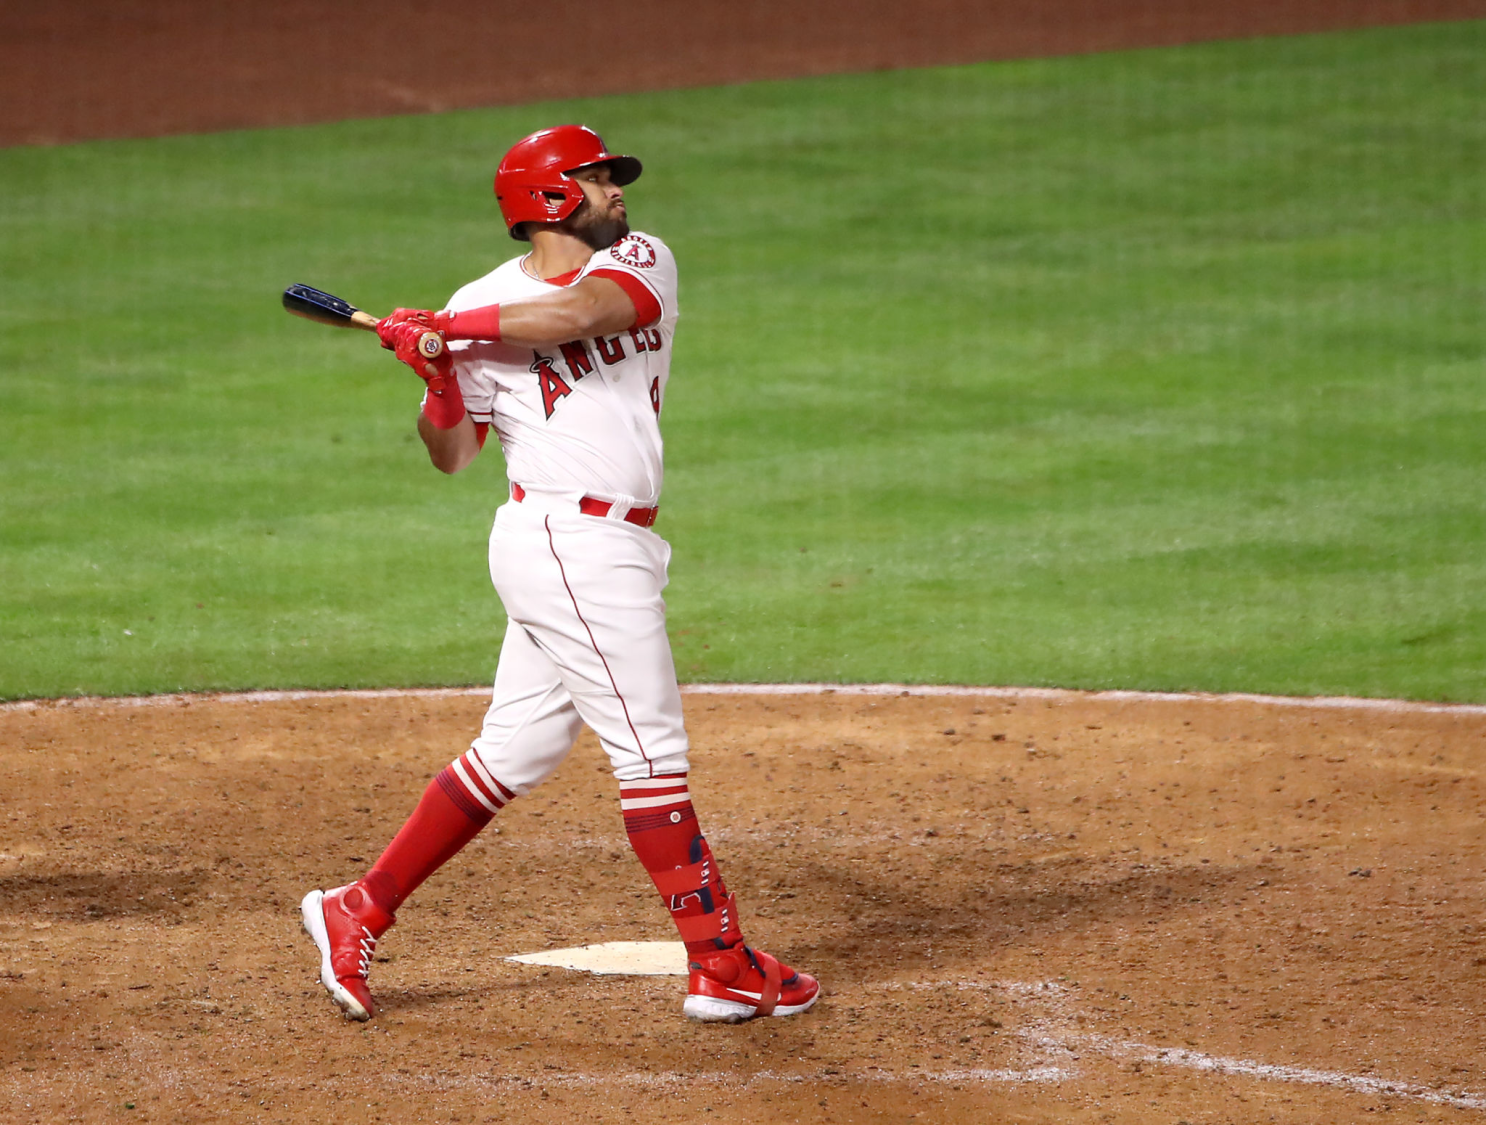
[354, 926, 377, 978]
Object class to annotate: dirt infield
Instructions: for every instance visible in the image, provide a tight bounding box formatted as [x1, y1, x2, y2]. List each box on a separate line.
[2, 689, 1483, 1122]
[7, 0, 1486, 146]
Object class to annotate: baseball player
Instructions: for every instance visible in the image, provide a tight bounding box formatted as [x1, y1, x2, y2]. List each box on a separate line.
[299, 125, 819, 1025]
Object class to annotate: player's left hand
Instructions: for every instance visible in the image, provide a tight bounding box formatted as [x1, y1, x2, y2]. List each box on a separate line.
[389, 322, 465, 430]
[391, 321, 452, 386]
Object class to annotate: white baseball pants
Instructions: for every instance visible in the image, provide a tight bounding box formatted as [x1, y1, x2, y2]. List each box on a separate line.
[468, 491, 691, 794]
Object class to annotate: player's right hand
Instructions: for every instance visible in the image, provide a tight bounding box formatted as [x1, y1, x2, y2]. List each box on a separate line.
[376, 308, 436, 349]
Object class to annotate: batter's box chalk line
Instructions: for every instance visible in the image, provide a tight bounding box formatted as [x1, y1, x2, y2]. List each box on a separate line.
[496, 964, 1486, 1108]
[1050, 1036, 1486, 1111]
[902, 978, 1486, 1111]
[6, 683, 1486, 715]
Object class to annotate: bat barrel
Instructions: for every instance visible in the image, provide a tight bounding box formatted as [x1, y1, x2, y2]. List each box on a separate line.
[283, 283, 360, 325]
[283, 282, 444, 357]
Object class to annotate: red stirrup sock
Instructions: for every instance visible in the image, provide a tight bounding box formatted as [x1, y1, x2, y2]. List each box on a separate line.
[621, 774, 744, 956]
[359, 750, 513, 914]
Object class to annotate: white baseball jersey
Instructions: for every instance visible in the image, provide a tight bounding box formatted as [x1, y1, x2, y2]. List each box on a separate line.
[445, 231, 678, 505]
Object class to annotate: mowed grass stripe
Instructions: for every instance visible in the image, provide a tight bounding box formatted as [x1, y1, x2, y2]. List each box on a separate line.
[0, 22, 1482, 700]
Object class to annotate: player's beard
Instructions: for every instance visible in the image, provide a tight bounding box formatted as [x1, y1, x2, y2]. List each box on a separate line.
[561, 196, 630, 251]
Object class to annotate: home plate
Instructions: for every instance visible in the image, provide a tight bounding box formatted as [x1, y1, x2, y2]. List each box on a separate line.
[505, 941, 688, 976]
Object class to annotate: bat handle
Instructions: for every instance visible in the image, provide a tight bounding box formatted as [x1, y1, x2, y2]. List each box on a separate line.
[348, 309, 443, 355]
[352, 310, 445, 357]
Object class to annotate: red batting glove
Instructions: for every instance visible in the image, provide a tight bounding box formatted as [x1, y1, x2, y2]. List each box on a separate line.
[376, 307, 436, 349]
[391, 322, 465, 429]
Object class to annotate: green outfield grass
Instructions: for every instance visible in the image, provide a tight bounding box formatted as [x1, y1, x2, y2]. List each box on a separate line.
[1, 22, 1483, 701]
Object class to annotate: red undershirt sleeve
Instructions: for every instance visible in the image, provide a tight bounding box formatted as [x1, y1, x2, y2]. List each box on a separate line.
[588, 268, 662, 328]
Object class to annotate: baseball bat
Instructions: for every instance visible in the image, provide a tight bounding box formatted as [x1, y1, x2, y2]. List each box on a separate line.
[281, 283, 445, 358]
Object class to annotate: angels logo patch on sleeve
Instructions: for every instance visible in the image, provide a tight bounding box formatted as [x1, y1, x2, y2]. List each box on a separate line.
[610, 234, 657, 269]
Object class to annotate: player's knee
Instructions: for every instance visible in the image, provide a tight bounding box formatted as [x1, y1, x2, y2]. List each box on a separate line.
[466, 740, 566, 798]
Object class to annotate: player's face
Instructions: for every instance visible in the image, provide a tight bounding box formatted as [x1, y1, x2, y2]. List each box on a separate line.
[560, 163, 630, 250]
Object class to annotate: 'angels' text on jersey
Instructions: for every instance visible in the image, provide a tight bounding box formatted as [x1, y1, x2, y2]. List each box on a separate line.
[533, 327, 666, 419]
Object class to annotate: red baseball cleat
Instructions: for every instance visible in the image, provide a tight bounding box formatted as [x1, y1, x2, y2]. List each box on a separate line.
[300, 884, 395, 1021]
[683, 944, 820, 1022]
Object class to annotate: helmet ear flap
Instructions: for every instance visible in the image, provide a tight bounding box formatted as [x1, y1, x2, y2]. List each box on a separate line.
[531, 182, 582, 218]
[499, 182, 584, 241]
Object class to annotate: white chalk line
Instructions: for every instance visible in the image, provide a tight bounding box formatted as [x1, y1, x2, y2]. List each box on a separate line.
[1050, 1035, 1486, 1111]
[5, 682, 1485, 716]
[909, 979, 1486, 1111]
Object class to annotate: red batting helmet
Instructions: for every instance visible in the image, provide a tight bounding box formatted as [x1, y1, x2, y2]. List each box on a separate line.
[494, 125, 643, 241]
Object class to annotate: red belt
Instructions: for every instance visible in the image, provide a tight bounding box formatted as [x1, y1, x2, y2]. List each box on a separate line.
[511, 483, 658, 529]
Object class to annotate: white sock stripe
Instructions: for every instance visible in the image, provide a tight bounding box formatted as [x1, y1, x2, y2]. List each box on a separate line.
[451, 758, 501, 814]
[619, 777, 690, 791]
[463, 749, 505, 799]
[620, 792, 692, 810]
[457, 752, 504, 805]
